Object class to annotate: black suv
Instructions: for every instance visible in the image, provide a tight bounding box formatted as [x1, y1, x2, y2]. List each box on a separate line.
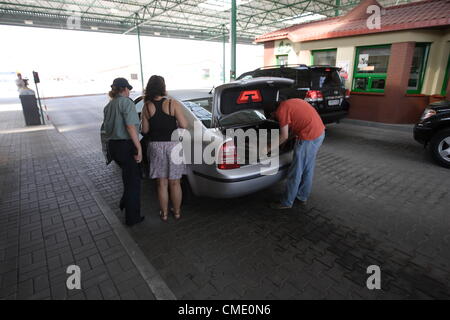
[414, 100, 450, 168]
[237, 64, 350, 124]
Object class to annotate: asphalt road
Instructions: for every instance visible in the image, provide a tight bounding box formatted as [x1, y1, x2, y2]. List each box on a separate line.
[44, 94, 450, 299]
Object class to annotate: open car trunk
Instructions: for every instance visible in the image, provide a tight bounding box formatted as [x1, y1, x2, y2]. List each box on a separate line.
[212, 78, 296, 166]
[234, 120, 295, 165]
[225, 120, 295, 165]
[212, 77, 294, 127]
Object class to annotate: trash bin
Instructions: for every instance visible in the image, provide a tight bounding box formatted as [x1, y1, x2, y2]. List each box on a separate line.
[19, 91, 42, 126]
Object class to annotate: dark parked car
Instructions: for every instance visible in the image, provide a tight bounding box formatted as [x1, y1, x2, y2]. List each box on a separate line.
[414, 100, 450, 168]
[237, 64, 350, 124]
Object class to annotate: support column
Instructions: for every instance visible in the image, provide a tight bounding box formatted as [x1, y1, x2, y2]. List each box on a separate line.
[335, 0, 340, 16]
[223, 25, 226, 83]
[384, 42, 415, 123]
[230, 0, 237, 81]
[136, 14, 145, 92]
[264, 41, 275, 67]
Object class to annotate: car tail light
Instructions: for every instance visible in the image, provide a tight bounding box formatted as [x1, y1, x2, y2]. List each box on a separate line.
[421, 108, 436, 120]
[218, 141, 240, 170]
[237, 90, 262, 104]
[305, 90, 323, 102]
[345, 89, 350, 99]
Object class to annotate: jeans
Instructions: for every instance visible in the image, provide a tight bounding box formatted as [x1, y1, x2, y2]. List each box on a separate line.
[281, 132, 325, 207]
[108, 140, 141, 225]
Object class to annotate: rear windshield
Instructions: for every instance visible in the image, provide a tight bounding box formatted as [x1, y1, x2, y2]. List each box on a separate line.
[311, 69, 341, 89]
[220, 87, 278, 115]
[183, 99, 212, 128]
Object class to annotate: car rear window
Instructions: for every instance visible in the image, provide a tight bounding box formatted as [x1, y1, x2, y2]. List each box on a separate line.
[311, 69, 341, 89]
[183, 99, 212, 128]
[220, 86, 278, 115]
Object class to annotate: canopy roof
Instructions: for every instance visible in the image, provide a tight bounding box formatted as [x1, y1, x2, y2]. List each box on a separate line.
[0, 0, 418, 44]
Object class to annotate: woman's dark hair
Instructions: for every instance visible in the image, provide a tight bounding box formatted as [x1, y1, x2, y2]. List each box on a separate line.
[109, 86, 126, 99]
[144, 75, 167, 103]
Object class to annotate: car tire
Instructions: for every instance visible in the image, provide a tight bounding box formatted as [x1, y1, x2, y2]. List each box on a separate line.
[429, 129, 450, 168]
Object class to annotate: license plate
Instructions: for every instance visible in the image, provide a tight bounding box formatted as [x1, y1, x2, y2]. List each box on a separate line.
[328, 99, 340, 106]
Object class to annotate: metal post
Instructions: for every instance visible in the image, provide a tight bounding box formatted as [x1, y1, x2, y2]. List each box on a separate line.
[136, 14, 145, 92]
[335, 0, 340, 16]
[222, 25, 226, 83]
[230, 0, 237, 81]
[34, 83, 45, 125]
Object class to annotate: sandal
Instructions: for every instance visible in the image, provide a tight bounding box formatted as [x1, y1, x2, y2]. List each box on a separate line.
[159, 211, 168, 222]
[172, 209, 181, 220]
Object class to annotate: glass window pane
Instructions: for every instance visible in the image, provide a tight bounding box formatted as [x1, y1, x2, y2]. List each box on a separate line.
[313, 50, 337, 66]
[354, 78, 368, 90]
[371, 78, 386, 89]
[280, 68, 297, 81]
[408, 45, 427, 91]
[296, 69, 311, 88]
[357, 46, 391, 73]
[277, 55, 288, 66]
[311, 69, 341, 89]
[442, 55, 450, 95]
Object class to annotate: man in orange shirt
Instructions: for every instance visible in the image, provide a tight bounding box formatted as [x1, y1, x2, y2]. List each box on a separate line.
[269, 97, 325, 209]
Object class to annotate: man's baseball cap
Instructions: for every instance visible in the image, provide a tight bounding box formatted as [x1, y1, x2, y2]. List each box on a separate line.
[111, 77, 133, 90]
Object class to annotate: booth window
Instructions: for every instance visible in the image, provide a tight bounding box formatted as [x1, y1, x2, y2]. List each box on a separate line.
[311, 49, 337, 66]
[440, 54, 450, 96]
[407, 43, 430, 94]
[276, 55, 288, 66]
[352, 45, 391, 93]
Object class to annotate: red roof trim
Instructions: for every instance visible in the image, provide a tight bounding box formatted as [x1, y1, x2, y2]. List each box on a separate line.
[255, 0, 450, 43]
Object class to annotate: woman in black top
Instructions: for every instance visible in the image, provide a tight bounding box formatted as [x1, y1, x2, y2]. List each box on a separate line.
[141, 75, 188, 221]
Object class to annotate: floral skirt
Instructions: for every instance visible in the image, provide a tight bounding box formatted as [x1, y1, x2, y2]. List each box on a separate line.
[147, 141, 186, 180]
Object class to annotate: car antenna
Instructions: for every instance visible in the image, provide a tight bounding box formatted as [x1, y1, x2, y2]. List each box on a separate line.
[209, 85, 215, 95]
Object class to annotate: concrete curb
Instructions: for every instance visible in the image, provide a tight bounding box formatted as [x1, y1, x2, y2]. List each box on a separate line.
[42, 91, 139, 100]
[42, 93, 107, 100]
[341, 118, 414, 133]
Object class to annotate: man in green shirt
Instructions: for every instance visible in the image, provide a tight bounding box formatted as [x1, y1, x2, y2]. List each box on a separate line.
[102, 78, 144, 226]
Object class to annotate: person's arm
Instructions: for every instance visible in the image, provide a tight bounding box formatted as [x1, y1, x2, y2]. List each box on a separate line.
[279, 124, 289, 146]
[123, 99, 142, 163]
[141, 102, 150, 134]
[173, 100, 188, 129]
[265, 104, 289, 155]
[126, 124, 142, 163]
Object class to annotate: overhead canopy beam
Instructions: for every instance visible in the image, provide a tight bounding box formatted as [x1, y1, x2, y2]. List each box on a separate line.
[230, 0, 236, 81]
[124, 0, 189, 34]
[0, 0, 395, 44]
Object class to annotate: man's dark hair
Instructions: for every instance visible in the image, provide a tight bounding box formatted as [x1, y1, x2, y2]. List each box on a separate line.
[144, 75, 167, 103]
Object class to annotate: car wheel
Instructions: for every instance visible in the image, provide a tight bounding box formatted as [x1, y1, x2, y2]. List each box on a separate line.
[429, 129, 450, 168]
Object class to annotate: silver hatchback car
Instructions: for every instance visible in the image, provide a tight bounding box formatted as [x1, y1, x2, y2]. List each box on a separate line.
[132, 78, 295, 198]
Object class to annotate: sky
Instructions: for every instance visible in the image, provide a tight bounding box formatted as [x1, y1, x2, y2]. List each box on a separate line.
[0, 25, 263, 98]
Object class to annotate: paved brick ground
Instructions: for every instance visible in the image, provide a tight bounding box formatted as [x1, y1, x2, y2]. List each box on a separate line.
[0, 100, 155, 300]
[3, 94, 450, 300]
